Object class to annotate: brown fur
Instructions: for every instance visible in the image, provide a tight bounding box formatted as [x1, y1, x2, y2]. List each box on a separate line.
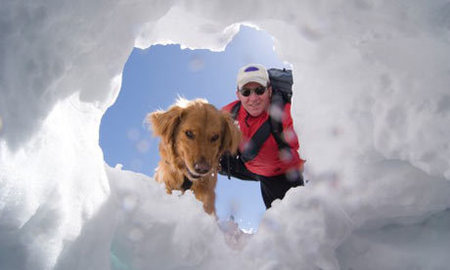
[147, 99, 241, 215]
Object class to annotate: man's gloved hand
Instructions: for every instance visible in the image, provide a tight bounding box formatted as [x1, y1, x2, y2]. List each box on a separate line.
[218, 152, 232, 179]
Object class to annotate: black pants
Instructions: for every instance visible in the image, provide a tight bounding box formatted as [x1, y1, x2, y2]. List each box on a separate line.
[219, 154, 304, 209]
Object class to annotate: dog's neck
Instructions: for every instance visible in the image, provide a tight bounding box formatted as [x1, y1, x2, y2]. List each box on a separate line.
[181, 175, 193, 191]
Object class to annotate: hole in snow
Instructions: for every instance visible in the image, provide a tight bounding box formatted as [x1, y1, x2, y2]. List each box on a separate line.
[100, 25, 291, 231]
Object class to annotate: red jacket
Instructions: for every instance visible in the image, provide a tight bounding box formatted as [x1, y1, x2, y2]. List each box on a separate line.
[223, 100, 305, 177]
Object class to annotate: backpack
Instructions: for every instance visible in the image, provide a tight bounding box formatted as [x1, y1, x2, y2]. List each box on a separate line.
[230, 68, 294, 163]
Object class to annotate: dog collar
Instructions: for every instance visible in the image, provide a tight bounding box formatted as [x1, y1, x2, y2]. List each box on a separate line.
[182, 176, 193, 191]
[185, 165, 202, 179]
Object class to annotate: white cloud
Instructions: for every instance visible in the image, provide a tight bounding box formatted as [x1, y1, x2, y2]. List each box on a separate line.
[1, 1, 450, 269]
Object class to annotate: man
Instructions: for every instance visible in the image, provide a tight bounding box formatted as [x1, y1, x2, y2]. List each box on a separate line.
[219, 63, 305, 209]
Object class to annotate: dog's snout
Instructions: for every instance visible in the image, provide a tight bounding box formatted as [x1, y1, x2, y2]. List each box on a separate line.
[194, 158, 211, 174]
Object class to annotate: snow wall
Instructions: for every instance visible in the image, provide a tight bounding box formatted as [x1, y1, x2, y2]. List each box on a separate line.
[1, 0, 450, 269]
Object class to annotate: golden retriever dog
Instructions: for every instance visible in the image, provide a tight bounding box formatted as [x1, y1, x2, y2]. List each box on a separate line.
[148, 98, 241, 215]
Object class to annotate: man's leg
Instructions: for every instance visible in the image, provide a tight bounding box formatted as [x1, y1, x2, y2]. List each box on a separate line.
[259, 172, 304, 209]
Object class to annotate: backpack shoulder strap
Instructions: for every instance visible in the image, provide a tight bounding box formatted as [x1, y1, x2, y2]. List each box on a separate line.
[270, 119, 291, 153]
[269, 97, 290, 152]
[230, 101, 241, 120]
[240, 120, 271, 163]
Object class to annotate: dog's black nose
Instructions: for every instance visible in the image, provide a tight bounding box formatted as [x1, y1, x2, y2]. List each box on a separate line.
[194, 160, 211, 174]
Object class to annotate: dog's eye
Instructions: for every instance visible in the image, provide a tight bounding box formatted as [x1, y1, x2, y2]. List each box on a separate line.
[211, 134, 219, 142]
[185, 130, 194, 139]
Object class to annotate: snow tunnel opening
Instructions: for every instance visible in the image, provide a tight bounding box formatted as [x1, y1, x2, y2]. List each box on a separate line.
[100, 24, 293, 231]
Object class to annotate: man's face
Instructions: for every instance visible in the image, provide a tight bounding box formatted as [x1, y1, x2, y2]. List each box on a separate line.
[236, 82, 272, 117]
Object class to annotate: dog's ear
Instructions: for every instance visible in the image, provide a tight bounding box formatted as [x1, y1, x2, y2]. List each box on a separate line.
[220, 111, 241, 155]
[147, 105, 183, 157]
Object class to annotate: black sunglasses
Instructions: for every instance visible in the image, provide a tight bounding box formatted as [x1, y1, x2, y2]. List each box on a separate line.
[239, 86, 267, 97]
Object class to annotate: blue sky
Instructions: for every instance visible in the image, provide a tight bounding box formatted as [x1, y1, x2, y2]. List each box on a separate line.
[100, 26, 290, 231]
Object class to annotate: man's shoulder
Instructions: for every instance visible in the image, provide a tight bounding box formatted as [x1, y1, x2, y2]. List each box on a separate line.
[221, 100, 240, 112]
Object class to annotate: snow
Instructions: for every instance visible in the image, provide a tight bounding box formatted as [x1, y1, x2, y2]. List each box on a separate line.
[1, 0, 450, 269]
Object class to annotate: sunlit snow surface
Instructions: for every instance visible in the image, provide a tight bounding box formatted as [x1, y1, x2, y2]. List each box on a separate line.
[1, 1, 450, 269]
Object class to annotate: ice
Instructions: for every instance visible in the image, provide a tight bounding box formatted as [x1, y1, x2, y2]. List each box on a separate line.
[1, 93, 110, 269]
[1, 0, 450, 269]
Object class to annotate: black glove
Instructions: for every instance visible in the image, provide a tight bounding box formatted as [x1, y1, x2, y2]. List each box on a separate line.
[219, 152, 258, 181]
[218, 152, 232, 179]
